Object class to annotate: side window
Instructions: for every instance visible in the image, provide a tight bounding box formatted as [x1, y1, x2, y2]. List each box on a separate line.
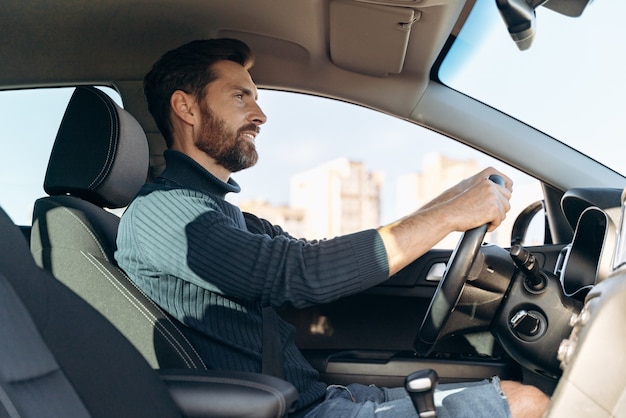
[0, 87, 122, 225]
[228, 90, 544, 249]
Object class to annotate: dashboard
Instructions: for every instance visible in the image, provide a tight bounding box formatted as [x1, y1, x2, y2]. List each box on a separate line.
[547, 187, 626, 416]
[489, 187, 622, 385]
[556, 207, 616, 299]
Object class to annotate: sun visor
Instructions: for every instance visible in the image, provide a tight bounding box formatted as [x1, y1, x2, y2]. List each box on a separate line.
[329, 0, 418, 77]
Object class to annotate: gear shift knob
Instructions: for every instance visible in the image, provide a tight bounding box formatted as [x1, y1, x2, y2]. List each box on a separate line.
[405, 369, 438, 417]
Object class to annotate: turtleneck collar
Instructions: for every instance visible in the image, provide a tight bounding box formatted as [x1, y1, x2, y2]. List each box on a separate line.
[158, 150, 241, 198]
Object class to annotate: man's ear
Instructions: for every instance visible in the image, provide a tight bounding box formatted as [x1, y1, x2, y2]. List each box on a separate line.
[170, 90, 198, 126]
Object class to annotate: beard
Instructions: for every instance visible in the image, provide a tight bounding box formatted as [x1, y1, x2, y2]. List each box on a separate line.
[195, 104, 259, 173]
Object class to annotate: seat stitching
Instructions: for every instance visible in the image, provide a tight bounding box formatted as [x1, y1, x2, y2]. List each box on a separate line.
[87, 89, 118, 190]
[82, 252, 201, 369]
[107, 258, 206, 369]
[39, 203, 205, 364]
[161, 375, 287, 416]
[83, 252, 207, 370]
[82, 252, 196, 368]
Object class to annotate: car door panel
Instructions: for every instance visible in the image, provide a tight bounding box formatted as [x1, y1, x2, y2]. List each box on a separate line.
[280, 244, 566, 385]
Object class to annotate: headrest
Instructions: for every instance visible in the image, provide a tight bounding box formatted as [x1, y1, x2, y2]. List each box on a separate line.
[44, 87, 149, 208]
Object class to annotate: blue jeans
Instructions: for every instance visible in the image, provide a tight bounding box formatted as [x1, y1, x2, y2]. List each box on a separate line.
[303, 377, 511, 418]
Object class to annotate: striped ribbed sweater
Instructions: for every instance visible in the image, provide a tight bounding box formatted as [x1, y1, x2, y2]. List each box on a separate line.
[115, 150, 390, 411]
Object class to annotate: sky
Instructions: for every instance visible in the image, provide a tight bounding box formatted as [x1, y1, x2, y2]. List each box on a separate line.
[0, 88, 73, 224]
[441, 0, 626, 173]
[0, 0, 623, 227]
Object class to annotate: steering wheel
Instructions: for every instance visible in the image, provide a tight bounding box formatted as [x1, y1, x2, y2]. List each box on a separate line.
[414, 175, 505, 356]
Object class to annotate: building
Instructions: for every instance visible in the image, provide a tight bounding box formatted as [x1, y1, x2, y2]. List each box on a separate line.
[290, 158, 383, 239]
[238, 199, 307, 238]
[237, 153, 542, 248]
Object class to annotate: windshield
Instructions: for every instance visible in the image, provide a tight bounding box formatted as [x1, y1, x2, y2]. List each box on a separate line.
[440, 0, 625, 176]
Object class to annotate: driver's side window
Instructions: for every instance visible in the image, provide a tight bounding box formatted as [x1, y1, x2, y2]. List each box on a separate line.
[227, 90, 544, 249]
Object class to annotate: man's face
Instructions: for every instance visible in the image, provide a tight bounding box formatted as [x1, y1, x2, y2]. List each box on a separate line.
[195, 60, 266, 173]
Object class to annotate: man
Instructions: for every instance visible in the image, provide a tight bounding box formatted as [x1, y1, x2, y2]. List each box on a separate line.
[116, 38, 549, 417]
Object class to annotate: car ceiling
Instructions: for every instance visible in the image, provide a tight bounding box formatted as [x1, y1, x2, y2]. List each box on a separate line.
[2, 0, 470, 124]
[5, 0, 624, 191]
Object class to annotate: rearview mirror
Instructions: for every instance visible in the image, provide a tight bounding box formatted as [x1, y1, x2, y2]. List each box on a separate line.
[496, 0, 536, 51]
[496, 0, 594, 51]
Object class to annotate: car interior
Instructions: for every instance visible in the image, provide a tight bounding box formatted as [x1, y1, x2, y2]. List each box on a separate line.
[2, 0, 626, 417]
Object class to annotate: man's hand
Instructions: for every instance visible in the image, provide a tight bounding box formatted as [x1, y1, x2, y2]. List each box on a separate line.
[377, 167, 513, 276]
[433, 168, 512, 233]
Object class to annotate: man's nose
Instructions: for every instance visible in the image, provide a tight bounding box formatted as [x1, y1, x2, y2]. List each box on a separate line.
[250, 102, 267, 126]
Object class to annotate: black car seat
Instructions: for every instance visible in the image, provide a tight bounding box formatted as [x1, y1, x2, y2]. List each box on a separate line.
[0, 205, 183, 418]
[0, 204, 298, 417]
[0, 269, 91, 418]
[30, 86, 206, 370]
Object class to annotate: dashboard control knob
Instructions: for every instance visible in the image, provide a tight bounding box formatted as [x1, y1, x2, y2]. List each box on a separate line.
[510, 245, 546, 291]
[558, 338, 577, 367]
[510, 309, 541, 336]
[569, 307, 591, 327]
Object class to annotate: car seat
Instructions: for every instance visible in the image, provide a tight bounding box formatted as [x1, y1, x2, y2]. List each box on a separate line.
[0, 203, 298, 417]
[30, 86, 206, 370]
[0, 204, 184, 417]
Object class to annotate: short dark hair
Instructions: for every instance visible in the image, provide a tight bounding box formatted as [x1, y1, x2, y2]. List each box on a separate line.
[144, 38, 254, 148]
